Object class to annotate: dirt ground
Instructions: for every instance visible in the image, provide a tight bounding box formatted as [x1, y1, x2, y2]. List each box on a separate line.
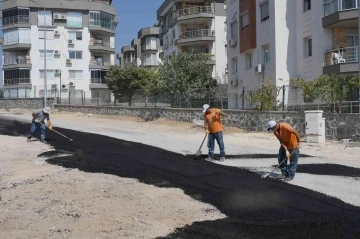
[0, 135, 225, 239]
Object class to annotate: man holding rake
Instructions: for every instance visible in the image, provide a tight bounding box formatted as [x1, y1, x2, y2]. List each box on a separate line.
[267, 120, 301, 181]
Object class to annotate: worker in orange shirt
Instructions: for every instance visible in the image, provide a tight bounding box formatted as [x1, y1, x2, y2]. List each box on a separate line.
[267, 120, 301, 181]
[203, 104, 227, 162]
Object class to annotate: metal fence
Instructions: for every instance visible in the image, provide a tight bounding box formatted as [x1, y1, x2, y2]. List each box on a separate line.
[285, 101, 360, 113]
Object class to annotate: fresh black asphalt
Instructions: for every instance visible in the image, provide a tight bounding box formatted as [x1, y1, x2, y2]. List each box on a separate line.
[1, 118, 359, 239]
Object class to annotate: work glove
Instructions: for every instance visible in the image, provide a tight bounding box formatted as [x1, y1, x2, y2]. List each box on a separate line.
[34, 119, 40, 123]
[286, 150, 291, 160]
[48, 126, 53, 130]
[205, 130, 210, 135]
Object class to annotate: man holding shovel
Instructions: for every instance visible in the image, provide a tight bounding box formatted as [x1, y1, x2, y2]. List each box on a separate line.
[203, 104, 227, 162]
[27, 107, 53, 143]
[267, 120, 301, 181]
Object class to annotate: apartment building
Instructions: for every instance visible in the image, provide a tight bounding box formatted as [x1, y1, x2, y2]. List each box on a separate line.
[0, 0, 118, 101]
[157, 0, 227, 83]
[227, 0, 359, 109]
[119, 27, 162, 68]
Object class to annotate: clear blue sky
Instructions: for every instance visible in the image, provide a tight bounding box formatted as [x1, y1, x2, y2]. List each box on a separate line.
[115, 0, 164, 53]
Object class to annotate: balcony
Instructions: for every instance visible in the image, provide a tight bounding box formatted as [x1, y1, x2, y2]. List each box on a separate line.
[4, 78, 31, 86]
[89, 59, 115, 69]
[175, 29, 215, 46]
[2, 38, 31, 51]
[89, 20, 116, 34]
[323, 46, 359, 74]
[2, 15, 30, 30]
[323, 0, 359, 28]
[89, 39, 116, 53]
[90, 78, 108, 89]
[176, 6, 214, 24]
[3, 56, 31, 69]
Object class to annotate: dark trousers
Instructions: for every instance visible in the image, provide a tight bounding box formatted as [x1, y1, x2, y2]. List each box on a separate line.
[207, 132, 225, 158]
[278, 147, 299, 179]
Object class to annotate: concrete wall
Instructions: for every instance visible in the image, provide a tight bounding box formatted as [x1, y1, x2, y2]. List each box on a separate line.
[53, 105, 360, 140]
[0, 98, 55, 109]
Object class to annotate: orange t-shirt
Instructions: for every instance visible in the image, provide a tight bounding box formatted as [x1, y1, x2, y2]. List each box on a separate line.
[204, 108, 223, 133]
[274, 123, 299, 149]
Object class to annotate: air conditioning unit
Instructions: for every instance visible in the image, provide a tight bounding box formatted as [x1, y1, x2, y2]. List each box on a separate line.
[229, 39, 237, 47]
[54, 50, 60, 55]
[66, 59, 72, 64]
[61, 84, 69, 90]
[54, 30, 60, 35]
[255, 64, 262, 73]
[55, 69, 61, 74]
[53, 13, 60, 19]
[69, 82, 76, 87]
[51, 84, 57, 89]
[68, 39, 73, 44]
[60, 14, 67, 19]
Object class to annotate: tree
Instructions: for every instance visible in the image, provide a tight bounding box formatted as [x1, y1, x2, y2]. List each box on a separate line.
[132, 68, 160, 107]
[290, 77, 320, 103]
[158, 52, 213, 107]
[106, 64, 143, 106]
[240, 79, 282, 111]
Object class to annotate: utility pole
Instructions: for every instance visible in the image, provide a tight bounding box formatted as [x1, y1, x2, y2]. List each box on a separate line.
[31, 0, 47, 107]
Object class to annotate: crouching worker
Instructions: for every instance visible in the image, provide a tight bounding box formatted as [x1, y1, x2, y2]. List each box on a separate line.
[267, 120, 301, 182]
[27, 107, 53, 143]
[203, 104, 227, 162]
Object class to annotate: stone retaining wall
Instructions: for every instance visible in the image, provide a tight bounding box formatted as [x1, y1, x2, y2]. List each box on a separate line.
[0, 98, 55, 110]
[54, 105, 360, 140]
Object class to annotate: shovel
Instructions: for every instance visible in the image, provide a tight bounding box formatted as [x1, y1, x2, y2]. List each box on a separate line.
[40, 122, 74, 142]
[195, 133, 208, 159]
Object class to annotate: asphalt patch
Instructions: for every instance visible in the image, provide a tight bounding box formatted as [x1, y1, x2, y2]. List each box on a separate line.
[296, 164, 360, 177]
[0, 117, 359, 239]
[189, 153, 314, 160]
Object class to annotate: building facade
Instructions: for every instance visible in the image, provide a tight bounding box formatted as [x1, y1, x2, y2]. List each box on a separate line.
[1, 0, 118, 101]
[227, 0, 358, 109]
[157, 0, 227, 83]
[119, 27, 162, 68]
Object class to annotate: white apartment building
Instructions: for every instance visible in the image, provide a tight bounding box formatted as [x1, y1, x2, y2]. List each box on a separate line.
[0, 0, 118, 101]
[157, 0, 227, 83]
[119, 27, 162, 68]
[227, 0, 359, 109]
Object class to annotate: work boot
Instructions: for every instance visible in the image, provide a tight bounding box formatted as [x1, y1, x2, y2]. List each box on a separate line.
[27, 137, 31, 142]
[205, 157, 214, 162]
[40, 139, 48, 144]
[284, 177, 293, 182]
[219, 157, 225, 162]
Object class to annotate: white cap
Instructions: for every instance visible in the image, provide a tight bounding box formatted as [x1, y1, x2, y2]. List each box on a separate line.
[202, 104, 210, 113]
[267, 120, 277, 131]
[43, 107, 51, 114]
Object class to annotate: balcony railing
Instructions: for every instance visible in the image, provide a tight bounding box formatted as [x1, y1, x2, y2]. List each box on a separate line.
[2, 15, 29, 26]
[91, 78, 107, 84]
[141, 44, 158, 51]
[323, 46, 359, 66]
[323, 0, 358, 17]
[89, 60, 115, 66]
[124, 58, 135, 64]
[3, 56, 31, 65]
[178, 29, 214, 40]
[177, 6, 214, 17]
[89, 39, 115, 48]
[89, 20, 115, 30]
[3, 38, 31, 46]
[4, 78, 31, 85]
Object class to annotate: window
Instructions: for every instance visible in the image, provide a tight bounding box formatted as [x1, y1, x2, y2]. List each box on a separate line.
[89, 11, 115, 30]
[346, 35, 359, 47]
[145, 37, 157, 50]
[69, 70, 83, 79]
[38, 11, 52, 26]
[4, 28, 30, 45]
[241, 12, 249, 30]
[232, 57, 238, 73]
[260, 1, 269, 22]
[230, 21, 238, 39]
[69, 51, 82, 59]
[91, 70, 107, 84]
[2, 8, 30, 26]
[67, 12, 82, 28]
[4, 69, 30, 85]
[245, 52, 253, 69]
[38, 30, 54, 40]
[68, 31, 82, 40]
[142, 53, 157, 66]
[304, 0, 311, 12]
[39, 70, 55, 80]
[172, 30, 175, 42]
[263, 45, 270, 63]
[304, 38, 312, 57]
[39, 50, 54, 59]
